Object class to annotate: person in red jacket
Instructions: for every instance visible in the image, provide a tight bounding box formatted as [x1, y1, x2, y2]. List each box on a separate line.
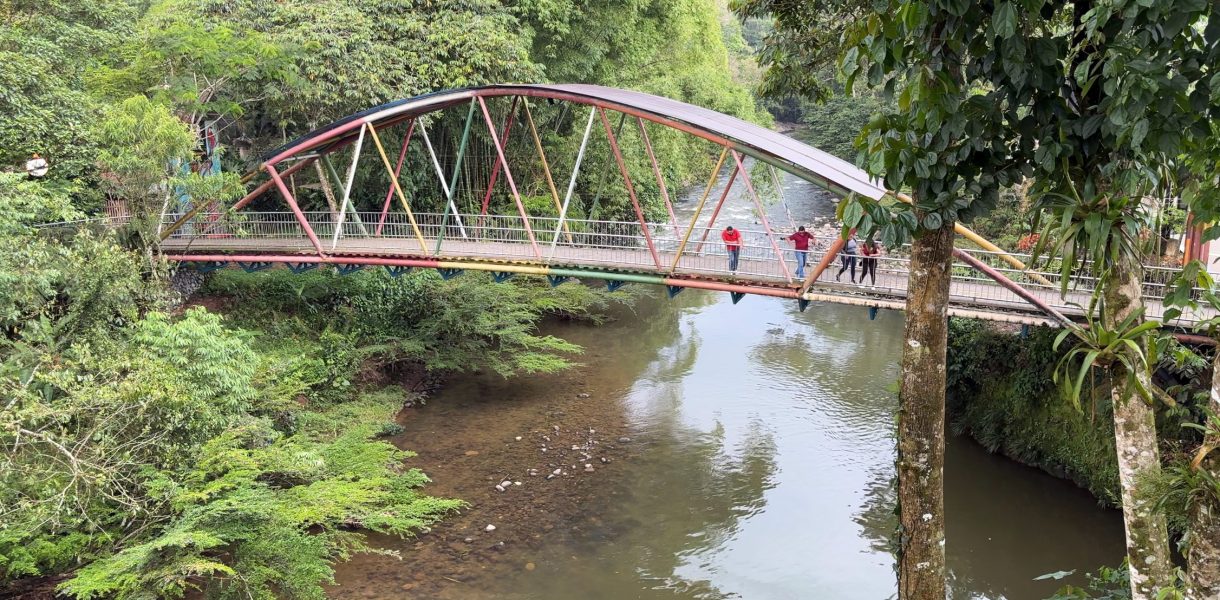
[721, 225, 742, 272]
[860, 239, 881, 286]
[786, 226, 815, 278]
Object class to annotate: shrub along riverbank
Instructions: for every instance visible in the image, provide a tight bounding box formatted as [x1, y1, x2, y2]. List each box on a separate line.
[946, 318, 1210, 524]
[0, 179, 634, 598]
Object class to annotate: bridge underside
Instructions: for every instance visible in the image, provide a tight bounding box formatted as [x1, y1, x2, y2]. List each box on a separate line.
[157, 84, 1213, 331]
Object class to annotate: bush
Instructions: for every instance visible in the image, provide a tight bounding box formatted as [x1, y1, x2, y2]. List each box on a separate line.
[946, 319, 1122, 504]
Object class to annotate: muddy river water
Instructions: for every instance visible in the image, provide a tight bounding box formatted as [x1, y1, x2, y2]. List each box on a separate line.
[332, 162, 1125, 599]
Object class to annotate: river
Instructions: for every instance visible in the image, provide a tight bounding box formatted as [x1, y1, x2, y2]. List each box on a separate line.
[332, 151, 1125, 599]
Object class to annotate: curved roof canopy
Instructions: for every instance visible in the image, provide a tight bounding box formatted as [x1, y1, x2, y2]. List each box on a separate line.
[266, 84, 887, 200]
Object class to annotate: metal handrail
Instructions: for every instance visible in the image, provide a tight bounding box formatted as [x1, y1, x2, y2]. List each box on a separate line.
[154, 210, 1214, 324]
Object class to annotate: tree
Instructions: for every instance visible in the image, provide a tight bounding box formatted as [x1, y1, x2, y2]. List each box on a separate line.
[93, 95, 243, 250]
[0, 0, 137, 183]
[1164, 117, 1220, 598]
[1011, 3, 1217, 595]
[735, 1, 1022, 597]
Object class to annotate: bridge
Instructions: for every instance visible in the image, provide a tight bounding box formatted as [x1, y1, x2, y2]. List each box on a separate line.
[157, 84, 1212, 330]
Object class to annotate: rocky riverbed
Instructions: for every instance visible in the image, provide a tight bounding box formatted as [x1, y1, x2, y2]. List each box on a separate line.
[328, 361, 640, 599]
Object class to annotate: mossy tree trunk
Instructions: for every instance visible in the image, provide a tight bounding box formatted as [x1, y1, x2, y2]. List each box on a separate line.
[1104, 252, 1173, 598]
[896, 219, 954, 600]
[1187, 347, 1220, 598]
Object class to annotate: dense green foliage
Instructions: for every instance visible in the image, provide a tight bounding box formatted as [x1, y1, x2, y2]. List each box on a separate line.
[0, 0, 137, 186]
[0, 179, 463, 597]
[946, 320, 1121, 504]
[2, 0, 749, 594]
[201, 267, 639, 377]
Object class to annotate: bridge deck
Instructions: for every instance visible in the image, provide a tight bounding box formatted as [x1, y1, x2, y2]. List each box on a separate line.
[160, 229, 1207, 329]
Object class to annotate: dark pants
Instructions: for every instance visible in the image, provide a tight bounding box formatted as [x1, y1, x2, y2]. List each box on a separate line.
[727, 247, 740, 271]
[837, 254, 857, 282]
[861, 256, 877, 284]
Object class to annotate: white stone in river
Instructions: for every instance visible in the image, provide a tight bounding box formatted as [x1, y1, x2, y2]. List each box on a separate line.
[485, 524, 496, 532]
[501, 480, 512, 488]
[514, 481, 521, 486]
[495, 485, 505, 492]
[552, 468, 562, 475]
[515, 436, 522, 441]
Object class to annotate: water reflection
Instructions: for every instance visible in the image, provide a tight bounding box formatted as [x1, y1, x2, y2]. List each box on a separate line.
[491, 294, 1122, 599]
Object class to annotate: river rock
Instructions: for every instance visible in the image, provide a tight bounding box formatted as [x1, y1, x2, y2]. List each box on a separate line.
[618, 437, 631, 443]
[485, 524, 496, 532]
[584, 463, 594, 472]
[495, 484, 505, 492]
[464, 537, 474, 543]
[576, 393, 591, 398]
[515, 436, 522, 441]
[501, 480, 512, 488]
[552, 468, 562, 475]
[525, 562, 536, 571]
[464, 450, 479, 456]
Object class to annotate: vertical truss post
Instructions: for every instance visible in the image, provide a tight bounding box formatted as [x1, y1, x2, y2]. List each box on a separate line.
[479, 96, 520, 217]
[376, 119, 415, 236]
[669, 147, 729, 274]
[366, 122, 429, 253]
[433, 99, 477, 255]
[549, 107, 598, 260]
[588, 112, 627, 220]
[637, 117, 680, 236]
[331, 123, 366, 250]
[732, 150, 792, 282]
[477, 96, 541, 259]
[419, 119, 469, 249]
[267, 163, 326, 257]
[599, 108, 661, 269]
[694, 161, 740, 253]
[523, 98, 572, 243]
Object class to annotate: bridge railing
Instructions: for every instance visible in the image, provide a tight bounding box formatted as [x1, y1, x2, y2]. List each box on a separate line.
[159, 210, 1210, 323]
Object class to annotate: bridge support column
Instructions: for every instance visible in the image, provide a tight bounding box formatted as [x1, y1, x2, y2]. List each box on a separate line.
[523, 98, 572, 243]
[478, 96, 519, 219]
[366, 122, 430, 253]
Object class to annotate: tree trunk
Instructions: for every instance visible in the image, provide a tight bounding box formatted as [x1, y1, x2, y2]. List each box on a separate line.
[1104, 252, 1174, 598]
[896, 219, 954, 600]
[314, 160, 341, 223]
[1186, 348, 1220, 598]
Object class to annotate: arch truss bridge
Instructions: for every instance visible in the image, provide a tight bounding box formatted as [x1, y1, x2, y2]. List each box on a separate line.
[157, 84, 1211, 330]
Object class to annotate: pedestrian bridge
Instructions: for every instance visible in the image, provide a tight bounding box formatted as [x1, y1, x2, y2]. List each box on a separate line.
[157, 84, 1212, 330]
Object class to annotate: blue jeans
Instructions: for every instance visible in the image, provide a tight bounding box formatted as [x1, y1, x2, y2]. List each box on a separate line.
[727, 248, 740, 271]
[794, 251, 808, 278]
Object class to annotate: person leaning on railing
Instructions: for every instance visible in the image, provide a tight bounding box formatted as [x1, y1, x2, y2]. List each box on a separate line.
[786, 226, 815, 279]
[721, 225, 742, 272]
